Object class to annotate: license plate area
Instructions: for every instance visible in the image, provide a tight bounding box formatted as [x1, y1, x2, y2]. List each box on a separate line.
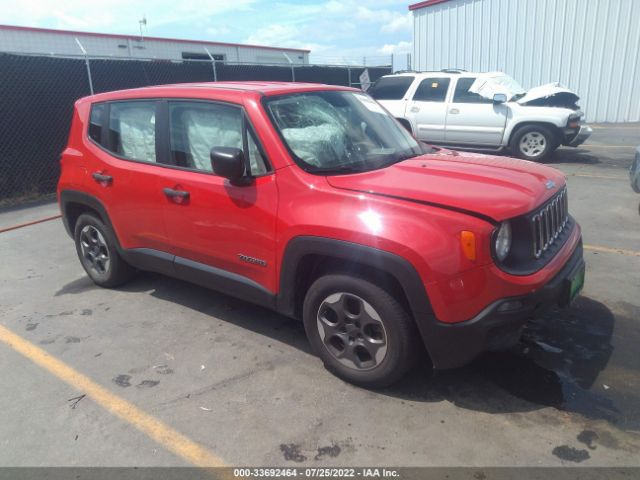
[563, 262, 585, 306]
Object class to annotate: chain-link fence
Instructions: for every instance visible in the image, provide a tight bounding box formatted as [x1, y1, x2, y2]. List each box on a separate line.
[0, 52, 391, 205]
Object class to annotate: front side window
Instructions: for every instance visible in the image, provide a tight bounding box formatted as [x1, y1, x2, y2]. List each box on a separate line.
[368, 76, 415, 100]
[264, 91, 424, 174]
[88, 103, 105, 144]
[108, 101, 157, 162]
[169, 101, 268, 175]
[413, 78, 451, 102]
[452, 77, 494, 104]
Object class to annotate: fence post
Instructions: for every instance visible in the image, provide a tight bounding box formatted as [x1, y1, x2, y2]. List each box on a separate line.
[204, 47, 217, 82]
[391, 53, 394, 71]
[347, 66, 352, 87]
[282, 53, 295, 82]
[74, 37, 94, 95]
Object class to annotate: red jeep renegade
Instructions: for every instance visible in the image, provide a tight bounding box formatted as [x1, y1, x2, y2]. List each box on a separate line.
[58, 82, 585, 387]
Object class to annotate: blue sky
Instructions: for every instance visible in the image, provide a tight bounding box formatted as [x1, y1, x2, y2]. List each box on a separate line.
[1, 0, 413, 66]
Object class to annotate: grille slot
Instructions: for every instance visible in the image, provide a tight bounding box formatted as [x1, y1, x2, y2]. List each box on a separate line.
[531, 188, 568, 258]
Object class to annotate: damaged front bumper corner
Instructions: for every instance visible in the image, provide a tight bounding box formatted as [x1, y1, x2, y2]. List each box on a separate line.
[564, 124, 593, 147]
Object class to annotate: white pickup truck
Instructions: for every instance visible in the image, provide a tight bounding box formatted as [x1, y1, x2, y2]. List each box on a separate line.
[369, 70, 592, 161]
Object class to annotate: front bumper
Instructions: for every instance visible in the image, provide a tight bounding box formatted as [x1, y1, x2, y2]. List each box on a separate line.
[421, 239, 584, 370]
[564, 124, 593, 147]
[630, 147, 640, 193]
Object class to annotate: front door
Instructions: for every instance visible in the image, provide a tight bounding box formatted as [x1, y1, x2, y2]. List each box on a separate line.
[159, 100, 278, 294]
[405, 77, 450, 142]
[444, 77, 508, 146]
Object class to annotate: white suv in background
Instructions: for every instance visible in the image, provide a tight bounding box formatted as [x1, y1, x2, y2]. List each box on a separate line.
[369, 70, 592, 161]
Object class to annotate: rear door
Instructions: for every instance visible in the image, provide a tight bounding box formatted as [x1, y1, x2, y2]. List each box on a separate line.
[85, 99, 171, 253]
[405, 76, 450, 142]
[444, 77, 508, 146]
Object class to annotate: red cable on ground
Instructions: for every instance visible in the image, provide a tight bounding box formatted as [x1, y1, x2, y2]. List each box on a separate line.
[0, 214, 62, 234]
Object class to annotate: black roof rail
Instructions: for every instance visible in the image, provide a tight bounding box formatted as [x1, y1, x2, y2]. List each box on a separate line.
[440, 68, 467, 74]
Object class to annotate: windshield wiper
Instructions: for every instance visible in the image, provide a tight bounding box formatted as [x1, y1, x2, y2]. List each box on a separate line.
[309, 165, 366, 175]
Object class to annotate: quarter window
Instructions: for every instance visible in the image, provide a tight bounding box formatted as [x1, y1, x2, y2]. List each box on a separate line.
[88, 103, 105, 144]
[168, 101, 268, 175]
[413, 78, 450, 102]
[453, 77, 493, 104]
[107, 101, 157, 162]
[368, 76, 415, 100]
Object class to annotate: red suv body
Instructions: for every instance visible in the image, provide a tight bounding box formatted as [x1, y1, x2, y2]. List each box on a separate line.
[58, 82, 585, 387]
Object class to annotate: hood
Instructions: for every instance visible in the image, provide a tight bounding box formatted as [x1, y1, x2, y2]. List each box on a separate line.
[469, 75, 580, 108]
[516, 82, 580, 107]
[326, 150, 566, 222]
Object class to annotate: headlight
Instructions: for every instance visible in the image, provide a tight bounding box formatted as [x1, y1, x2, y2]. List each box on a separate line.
[494, 221, 512, 262]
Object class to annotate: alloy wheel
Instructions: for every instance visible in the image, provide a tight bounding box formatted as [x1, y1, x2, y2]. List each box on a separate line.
[519, 132, 547, 158]
[79, 225, 110, 276]
[316, 292, 388, 371]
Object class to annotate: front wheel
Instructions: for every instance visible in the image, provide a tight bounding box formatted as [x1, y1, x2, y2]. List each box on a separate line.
[303, 274, 419, 388]
[510, 125, 557, 161]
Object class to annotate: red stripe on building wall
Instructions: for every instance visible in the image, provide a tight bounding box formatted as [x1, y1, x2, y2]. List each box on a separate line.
[0, 24, 311, 53]
[409, 0, 452, 11]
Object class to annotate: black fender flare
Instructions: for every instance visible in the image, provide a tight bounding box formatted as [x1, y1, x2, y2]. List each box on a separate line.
[276, 236, 433, 322]
[59, 190, 118, 244]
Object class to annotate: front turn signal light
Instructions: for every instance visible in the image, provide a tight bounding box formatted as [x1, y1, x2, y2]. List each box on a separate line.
[460, 231, 476, 261]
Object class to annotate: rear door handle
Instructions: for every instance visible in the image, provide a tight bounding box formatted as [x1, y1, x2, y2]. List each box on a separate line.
[410, 106, 420, 113]
[92, 172, 112, 184]
[163, 187, 190, 200]
[449, 108, 460, 114]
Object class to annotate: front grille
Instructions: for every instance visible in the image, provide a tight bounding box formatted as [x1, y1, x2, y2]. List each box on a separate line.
[531, 187, 569, 258]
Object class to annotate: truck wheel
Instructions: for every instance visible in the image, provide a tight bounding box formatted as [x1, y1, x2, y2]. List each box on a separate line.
[303, 274, 418, 388]
[74, 213, 136, 288]
[510, 125, 557, 161]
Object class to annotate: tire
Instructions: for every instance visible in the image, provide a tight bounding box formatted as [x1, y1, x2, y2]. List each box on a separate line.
[510, 124, 557, 162]
[303, 274, 419, 388]
[74, 213, 136, 288]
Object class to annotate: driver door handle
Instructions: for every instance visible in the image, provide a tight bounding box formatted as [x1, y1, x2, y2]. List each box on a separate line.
[449, 108, 460, 114]
[92, 172, 112, 184]
[163, 187, 190, 199]
[410, 106, 420, 113]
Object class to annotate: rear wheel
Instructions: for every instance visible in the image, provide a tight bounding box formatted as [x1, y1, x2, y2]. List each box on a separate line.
[303, 274, 418, 388]
[74, 214, 136, 288]
[510, 124, 557, 161]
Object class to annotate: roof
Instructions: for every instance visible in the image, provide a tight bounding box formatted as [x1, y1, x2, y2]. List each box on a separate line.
[83, 81, 356, 102]
[158, 81, 354, 94]
[409, 0, 452, 11]
[0, 24, 311, 53]
[380, 70, 500, 78]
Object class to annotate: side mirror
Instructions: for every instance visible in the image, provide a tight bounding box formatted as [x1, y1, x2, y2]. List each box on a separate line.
[210, 147, 248, 184]
[493, 93, 508, 104]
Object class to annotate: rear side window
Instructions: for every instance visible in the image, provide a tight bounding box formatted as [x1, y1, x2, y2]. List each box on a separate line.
[413, 78, 450, 102]
[369, 76, 414, 100]
[107, 101, 157, 162]
[453, 77, 493, 104]
[168, 101, 269, 176]
[88, 103, 105, 144]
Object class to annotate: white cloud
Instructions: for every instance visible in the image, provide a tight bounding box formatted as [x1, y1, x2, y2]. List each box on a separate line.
[378, 41, 412, 55]
[0, 0, 255, 34]
[381, 13, 412, 33]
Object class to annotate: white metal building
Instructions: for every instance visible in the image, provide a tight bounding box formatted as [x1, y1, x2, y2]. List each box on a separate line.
[409, 0, 640, 122]
[0, 25, 309, 65]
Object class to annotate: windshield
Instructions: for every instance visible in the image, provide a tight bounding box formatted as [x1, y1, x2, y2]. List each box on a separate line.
[263, 90, 425, 174]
